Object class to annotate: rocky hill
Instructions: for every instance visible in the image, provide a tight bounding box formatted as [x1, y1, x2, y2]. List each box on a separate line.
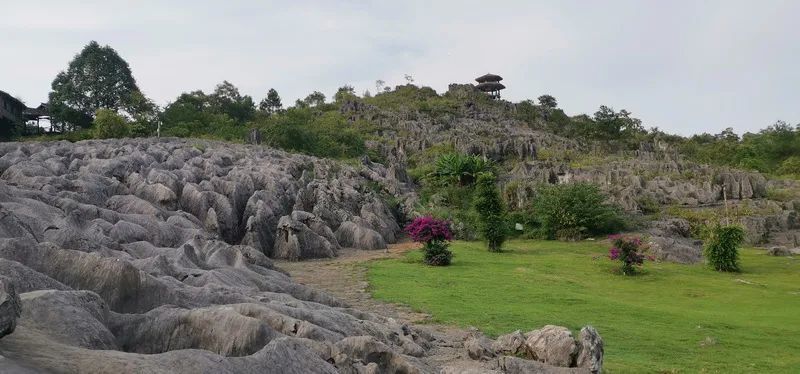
[350, 84, 799, 249]
[0, 138, 604, 373]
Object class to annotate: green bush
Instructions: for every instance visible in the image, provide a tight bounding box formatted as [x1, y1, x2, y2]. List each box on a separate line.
[421, 206, 479, 241]
[704, 225, 745, 272]
[424, 240, 453, 266]
[532, 182, 624, 240]
[636, 195, 661, 215]
[429, 153, 494, 187]
[474, 173, 507, 251]
[92, 109, 130, 139]
[258, 109, 367, 159]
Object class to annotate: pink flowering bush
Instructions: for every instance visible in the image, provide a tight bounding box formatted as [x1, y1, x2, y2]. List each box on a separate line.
[609, 234, 651, 275]
[405, 216, 453, 266]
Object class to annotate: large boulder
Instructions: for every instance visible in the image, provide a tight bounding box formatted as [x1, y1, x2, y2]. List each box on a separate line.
[647, 219, 703, 264]
[273, 214, 338, 261]
[464, 333, 495, 361]
[0, 277, 21, 339]
[335, 221, 387, 250]
[525, 325, 579, 367]
[332, 336, 428, 373]
[575, 326, 604, 374]
[492, 330, 527, 356]
[498, 356, 590, 374]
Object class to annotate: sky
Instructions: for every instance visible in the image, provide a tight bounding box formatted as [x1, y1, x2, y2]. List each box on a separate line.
[1, 0, 798, 136]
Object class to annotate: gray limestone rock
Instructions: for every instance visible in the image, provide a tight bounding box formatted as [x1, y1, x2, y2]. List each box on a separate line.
[0, 277, 21, 339]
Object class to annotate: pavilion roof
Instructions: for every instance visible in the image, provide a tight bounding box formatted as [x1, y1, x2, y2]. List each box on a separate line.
[475, 73, 503, 83]
[476, 81, 506, 92]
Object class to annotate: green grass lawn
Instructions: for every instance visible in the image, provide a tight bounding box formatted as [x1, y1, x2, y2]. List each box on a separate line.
[367, 240, 800, 373]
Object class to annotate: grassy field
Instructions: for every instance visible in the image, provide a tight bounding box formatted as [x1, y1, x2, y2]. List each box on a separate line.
[367, 240, 800, 373]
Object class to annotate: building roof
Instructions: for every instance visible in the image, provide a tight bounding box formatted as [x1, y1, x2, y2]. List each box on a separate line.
[475, 73, 503, 83]
[0, 90, 26, 109]
[24, 103, 50, 119]
[476, 81, 506, 92]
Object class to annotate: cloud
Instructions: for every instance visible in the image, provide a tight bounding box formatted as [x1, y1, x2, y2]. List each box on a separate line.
[0, 0, 797, 135]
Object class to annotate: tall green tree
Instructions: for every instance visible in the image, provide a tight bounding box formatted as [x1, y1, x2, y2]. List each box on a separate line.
[537, 94, 558, 109]
[209, 81, 255, 123]
[474, 172, 507, 252]
[303, 91, 326, 107]
[334, 85, 356, 103]
[48, 41, 143, 130]
[258, 88, 282, 114]
[591, 105, 644, 143]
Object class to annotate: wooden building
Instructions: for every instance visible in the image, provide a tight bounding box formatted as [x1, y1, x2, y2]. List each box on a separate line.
[475, 73, 506, 99]
[0, 90, 26, 139]
[0, 90, 51, 139]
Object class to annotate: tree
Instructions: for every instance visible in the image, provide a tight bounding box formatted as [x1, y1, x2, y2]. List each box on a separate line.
[160, 90, 239, 139]
[303, 91, 326, 107]
[474, 172, 507, 252]
[48, 41, 143, 130]
[127, 91, 159, 137]
[404, 74, 414, 84]
[259, 88, 282, 114]
[209, 81, 255, 123]
[537, 94, 557, 109]
[375, 80, 386, 93]
[92, 109, 130, 139]
[334, 85, 356, 103]
[592, 105, 644, 142]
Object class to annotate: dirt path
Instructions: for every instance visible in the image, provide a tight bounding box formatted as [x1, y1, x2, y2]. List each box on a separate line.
[276, 241, 431, 323]
[276, 242, 489, 372]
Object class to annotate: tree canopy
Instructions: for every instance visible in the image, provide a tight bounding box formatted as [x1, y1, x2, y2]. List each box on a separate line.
[48, 41, 144, 130]
[259, 88, 282, 114]
[537, 94, 557, 109]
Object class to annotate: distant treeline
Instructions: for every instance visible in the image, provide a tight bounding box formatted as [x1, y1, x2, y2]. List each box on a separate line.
[20, 41, 800, 178]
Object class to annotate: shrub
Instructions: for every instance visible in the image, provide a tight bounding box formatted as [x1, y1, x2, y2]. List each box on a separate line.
[532, 183, 624, 240]
[92, 109, 130, 139]
[404, 216, 454, 266]
[704, 225, 745, 272]
[429, 153, 494, 186]
[423, 206, 479, 240]
[636, 195, 661, 215]
[474, 173, 507, 251]
[609, 234, 651, 275]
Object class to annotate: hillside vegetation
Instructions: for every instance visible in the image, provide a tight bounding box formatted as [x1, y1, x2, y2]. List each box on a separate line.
[15, 41, 800, 248]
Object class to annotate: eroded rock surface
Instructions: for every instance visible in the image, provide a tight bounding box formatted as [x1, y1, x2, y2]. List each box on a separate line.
[0, 139, 605, 373]
[0, 139, 431, 373]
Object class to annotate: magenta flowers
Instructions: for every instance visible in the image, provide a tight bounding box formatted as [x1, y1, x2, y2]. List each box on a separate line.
[404, 216, 453, 266]
[404, 216, 453, 243]
[608, 234, 649, 275]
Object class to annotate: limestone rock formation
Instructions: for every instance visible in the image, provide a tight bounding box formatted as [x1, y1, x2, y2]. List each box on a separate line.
[647, 219, 703, 264]
[575, 326, 604, 374]
[492, 330, 527, 356]
[460, 325, 605, 373]
[0, 138, 601, 373]
[465, 333, 496, 361]
[525, 325, 579, 367]
[0, 277, 20, 339]
[0, 139, 432, 373]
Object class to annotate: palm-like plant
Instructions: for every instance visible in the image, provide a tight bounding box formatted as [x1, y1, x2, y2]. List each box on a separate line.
[430, 153, 493, 186]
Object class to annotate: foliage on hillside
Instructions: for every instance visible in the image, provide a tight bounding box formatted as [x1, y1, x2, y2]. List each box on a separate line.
[23, 41, 800, 181]
[677, 122, 800, 178]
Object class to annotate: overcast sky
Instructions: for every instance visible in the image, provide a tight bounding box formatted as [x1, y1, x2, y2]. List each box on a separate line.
[2, 0, 798, 135]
